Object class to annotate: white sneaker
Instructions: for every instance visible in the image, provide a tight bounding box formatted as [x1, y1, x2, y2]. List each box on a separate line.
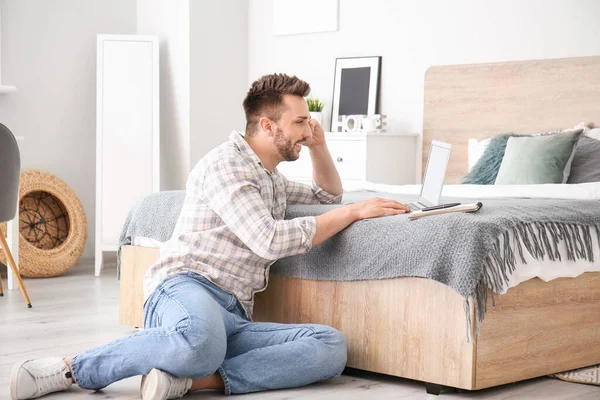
[10, 357, 72, 399]
[140, 368, 192, 400]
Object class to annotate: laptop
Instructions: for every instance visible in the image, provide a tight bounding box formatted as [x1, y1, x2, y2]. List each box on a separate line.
[406, 140, 452, 212]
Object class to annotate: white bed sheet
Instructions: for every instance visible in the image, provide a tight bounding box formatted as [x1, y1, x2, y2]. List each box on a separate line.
[349, 181, 600, 200]
[132, 236, 165, 248]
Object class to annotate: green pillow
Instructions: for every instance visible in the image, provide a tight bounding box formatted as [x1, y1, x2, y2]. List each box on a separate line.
[494, 131, 582, 185]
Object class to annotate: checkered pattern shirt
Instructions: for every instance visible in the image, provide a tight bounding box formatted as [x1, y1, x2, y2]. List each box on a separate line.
[144, 131, 342, 318]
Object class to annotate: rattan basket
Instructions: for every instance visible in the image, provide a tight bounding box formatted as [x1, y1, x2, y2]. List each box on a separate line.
[0, 169, 87, 277]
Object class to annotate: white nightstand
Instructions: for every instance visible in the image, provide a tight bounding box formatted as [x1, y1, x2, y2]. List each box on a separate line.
[277, 132, 418, 186]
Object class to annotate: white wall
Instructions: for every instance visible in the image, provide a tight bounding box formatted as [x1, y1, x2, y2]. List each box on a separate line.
[0, 1, 249, 264]
[189, 0, 248, 167]
[137, 0, 249, 182]
[249, 0, 600, 136]
[0, 0, 137, 259]
[137, 0, 190, 191]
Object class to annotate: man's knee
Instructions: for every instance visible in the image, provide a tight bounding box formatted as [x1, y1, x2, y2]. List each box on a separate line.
[328, 327, 348, 375]
[313, 325, 348, 376]
[169, 329, 226, 378]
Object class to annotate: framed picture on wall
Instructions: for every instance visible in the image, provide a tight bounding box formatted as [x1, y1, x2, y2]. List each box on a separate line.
[331, 56, 382, 132]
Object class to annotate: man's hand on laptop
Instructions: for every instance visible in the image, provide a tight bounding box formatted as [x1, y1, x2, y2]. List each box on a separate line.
[349, 197, 410, 220]
[313, 198, 409, 247]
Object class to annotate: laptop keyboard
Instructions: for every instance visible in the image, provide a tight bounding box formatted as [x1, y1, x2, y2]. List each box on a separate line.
[407, 203, 421, 212]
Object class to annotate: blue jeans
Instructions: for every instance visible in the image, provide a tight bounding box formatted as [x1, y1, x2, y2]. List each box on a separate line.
[70, 273, 347, 394]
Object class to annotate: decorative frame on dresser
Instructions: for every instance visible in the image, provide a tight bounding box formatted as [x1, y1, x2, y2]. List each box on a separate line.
[95, 35, 160, 276]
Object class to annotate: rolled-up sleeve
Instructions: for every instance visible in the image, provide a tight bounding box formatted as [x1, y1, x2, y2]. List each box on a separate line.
[203, 159, 317, 260]
[282, 174, 343, 205]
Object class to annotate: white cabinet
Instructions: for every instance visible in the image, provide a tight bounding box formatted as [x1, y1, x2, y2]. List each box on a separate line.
[95, 35, 159, 276]
[277, 132, 418, 186]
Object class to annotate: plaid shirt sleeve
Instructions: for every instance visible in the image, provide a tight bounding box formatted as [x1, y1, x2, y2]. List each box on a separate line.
[202, 159, 317, 261]
[282, 174, 343, 205]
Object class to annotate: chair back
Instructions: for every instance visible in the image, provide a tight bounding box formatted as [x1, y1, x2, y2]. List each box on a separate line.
[0, 123, 21, 223]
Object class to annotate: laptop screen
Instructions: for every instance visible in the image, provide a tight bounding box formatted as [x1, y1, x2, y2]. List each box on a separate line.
[420, 141, 451, 206]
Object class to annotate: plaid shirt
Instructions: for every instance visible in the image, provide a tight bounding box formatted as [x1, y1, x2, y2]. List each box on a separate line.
[144, 131, 342, 318]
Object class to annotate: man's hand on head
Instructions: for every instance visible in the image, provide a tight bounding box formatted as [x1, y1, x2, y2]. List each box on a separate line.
[305, 119, 326, 148]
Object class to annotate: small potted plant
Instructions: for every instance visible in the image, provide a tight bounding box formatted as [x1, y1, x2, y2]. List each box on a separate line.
[306, 97, 324, 126]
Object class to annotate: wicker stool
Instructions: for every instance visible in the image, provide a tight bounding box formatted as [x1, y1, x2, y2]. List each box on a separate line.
[0, 169, 87, 277]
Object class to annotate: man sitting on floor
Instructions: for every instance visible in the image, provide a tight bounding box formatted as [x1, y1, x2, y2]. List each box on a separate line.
[10, 73, 408, 400]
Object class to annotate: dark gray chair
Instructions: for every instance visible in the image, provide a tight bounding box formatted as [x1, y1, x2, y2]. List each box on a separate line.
[0, 123, 32, 307]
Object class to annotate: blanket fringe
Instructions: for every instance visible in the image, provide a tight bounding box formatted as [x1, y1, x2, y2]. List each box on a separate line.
[471, 222, 599, 341]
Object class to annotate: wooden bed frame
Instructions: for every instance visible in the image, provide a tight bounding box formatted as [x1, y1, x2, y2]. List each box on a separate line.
[119, 56, 600, 394]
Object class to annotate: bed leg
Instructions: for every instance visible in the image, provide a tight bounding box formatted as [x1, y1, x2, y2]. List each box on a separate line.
[425, 383, 442, 395]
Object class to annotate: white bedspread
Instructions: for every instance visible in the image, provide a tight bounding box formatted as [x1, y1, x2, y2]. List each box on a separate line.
[351, 181, 600, 200]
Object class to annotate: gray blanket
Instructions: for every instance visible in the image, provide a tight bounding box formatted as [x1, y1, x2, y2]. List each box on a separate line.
[117, 190, 185, 278]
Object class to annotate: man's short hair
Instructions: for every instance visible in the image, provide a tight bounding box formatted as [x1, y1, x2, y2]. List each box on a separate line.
[242, 73, 310, 136]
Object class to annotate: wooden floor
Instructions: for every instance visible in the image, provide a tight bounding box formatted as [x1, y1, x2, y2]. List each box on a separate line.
[0, 262, 598, 400]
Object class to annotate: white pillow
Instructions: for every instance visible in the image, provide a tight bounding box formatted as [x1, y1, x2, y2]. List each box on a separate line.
[584, 127, 600, 141]
[573, 121, 590, 131]
[467, 138, 490, 172]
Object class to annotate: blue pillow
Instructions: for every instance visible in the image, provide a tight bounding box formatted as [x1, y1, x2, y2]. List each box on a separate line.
[462, 134, 520, 185]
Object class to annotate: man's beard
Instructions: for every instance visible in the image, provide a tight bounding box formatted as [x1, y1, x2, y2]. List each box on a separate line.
[274, 126, 302, 161]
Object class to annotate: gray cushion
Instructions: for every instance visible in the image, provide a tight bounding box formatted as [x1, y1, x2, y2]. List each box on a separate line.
[567, 136, 600, 183]
[495, 131, 582, 185]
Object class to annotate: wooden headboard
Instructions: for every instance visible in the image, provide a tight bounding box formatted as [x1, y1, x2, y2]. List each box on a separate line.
[422, 56, 600, 183]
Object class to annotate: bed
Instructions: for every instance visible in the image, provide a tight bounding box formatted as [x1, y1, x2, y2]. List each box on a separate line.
[118, 56, 600, 394]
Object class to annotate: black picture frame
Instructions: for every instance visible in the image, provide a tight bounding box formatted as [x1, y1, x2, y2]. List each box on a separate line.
[330, 56, 382, 132]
